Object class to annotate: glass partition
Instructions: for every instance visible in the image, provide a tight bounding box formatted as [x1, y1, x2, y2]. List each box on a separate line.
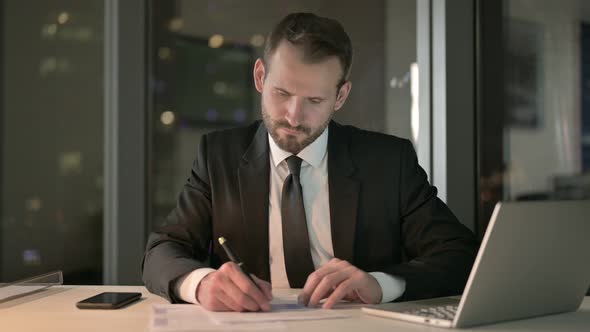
[479, 0, 590, 233]
[1, 0, 104, 284]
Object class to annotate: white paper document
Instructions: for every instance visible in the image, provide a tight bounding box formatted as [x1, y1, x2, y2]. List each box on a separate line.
[149, 293, 351, 331]
[149, 304, 285, 331]
[205, 302, 348, 324]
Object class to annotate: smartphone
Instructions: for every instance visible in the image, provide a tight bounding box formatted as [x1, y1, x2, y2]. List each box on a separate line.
[76, 292, 142, 309]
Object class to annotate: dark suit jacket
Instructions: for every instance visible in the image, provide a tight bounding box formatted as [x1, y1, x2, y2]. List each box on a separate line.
[142, 121, 477, 303]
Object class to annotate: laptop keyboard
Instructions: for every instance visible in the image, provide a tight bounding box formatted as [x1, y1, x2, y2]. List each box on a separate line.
[404, 305, 458, 320]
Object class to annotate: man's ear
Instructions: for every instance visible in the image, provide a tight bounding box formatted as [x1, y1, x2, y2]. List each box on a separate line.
[253, 58, 265, 93]
[334, 81, 352, 111]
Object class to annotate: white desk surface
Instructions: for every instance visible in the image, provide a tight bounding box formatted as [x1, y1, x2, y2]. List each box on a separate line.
[1, 285, 589, 332]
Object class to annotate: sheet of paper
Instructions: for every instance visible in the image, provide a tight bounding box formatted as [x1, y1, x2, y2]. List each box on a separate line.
[272, 291, 369, 309]
[149, 304, 285, 331]
[205, 302, 349, 324]
[148, 291, 355, 331]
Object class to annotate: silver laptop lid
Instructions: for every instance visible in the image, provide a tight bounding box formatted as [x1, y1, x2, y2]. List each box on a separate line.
[455, 200, 590, 327]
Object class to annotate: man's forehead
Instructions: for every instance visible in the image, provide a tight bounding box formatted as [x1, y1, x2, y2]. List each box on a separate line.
[269, 41, 343, 72]
[267, 69, 338, 98]
[265, 42, 342, 94]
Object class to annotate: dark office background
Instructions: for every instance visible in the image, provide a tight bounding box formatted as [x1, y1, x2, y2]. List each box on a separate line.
[1, 0, 589, 287]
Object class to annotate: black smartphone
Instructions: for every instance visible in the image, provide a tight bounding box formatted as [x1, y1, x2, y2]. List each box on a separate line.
[76, 292, 142, 309]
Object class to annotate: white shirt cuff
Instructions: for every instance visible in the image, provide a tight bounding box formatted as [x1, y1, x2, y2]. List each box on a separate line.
[174, 268, 216, 304]
[369, 272, 406, 303]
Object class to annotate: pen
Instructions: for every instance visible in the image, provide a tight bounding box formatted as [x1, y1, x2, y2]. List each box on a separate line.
[218, 237, 262, 291]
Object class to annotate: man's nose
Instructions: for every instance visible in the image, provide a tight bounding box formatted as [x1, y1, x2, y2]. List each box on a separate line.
[285, 97, 304, 127]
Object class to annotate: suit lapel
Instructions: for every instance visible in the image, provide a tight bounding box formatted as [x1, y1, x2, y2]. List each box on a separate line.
[238, 123, 271, 281]
[327, 122, 360, 264]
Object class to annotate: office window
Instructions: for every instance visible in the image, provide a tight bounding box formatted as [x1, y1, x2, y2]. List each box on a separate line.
[479, 0, 590, 233]
[0, 1, 104, 283]
[148, 0, 418, 228]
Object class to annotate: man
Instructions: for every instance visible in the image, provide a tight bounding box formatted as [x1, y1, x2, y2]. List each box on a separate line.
[142, 12, 477, 312]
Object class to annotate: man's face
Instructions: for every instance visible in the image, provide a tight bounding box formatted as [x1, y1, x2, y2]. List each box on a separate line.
[254, 41, 351, 154]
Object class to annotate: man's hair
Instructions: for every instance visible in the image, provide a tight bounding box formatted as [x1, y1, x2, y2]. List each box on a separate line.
[263, 12, 353, 90]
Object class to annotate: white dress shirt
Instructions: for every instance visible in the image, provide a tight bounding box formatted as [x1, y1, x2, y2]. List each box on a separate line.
[175, 127, 405, 303]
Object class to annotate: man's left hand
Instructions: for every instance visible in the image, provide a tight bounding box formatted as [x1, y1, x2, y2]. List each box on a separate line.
[298, 258, 382, 309]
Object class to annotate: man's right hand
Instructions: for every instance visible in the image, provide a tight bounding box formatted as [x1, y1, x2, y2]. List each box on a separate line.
[196, 262, 273, 311]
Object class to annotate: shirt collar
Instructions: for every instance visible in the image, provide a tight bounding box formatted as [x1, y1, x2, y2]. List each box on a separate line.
[268, 126, 329, 168]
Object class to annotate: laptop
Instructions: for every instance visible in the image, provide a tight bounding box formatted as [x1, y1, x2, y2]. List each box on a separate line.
[362, 200, 590, 328]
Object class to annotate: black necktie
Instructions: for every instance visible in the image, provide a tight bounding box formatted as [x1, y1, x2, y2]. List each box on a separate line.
[281, 155, 315, 288]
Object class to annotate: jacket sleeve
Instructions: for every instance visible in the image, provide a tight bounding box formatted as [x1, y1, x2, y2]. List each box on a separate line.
[141, 135, 213, 303]
[384, 139, 478, 301]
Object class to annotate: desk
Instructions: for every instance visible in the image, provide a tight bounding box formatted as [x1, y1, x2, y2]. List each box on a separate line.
[2, 286, 589, 331]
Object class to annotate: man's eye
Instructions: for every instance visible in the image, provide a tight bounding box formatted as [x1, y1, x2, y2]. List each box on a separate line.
[309, 99, 322, 104]
[277, 90, 289, 96]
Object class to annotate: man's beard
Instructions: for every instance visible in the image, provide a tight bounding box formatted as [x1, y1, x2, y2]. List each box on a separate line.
[261, 103, 330, 155]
